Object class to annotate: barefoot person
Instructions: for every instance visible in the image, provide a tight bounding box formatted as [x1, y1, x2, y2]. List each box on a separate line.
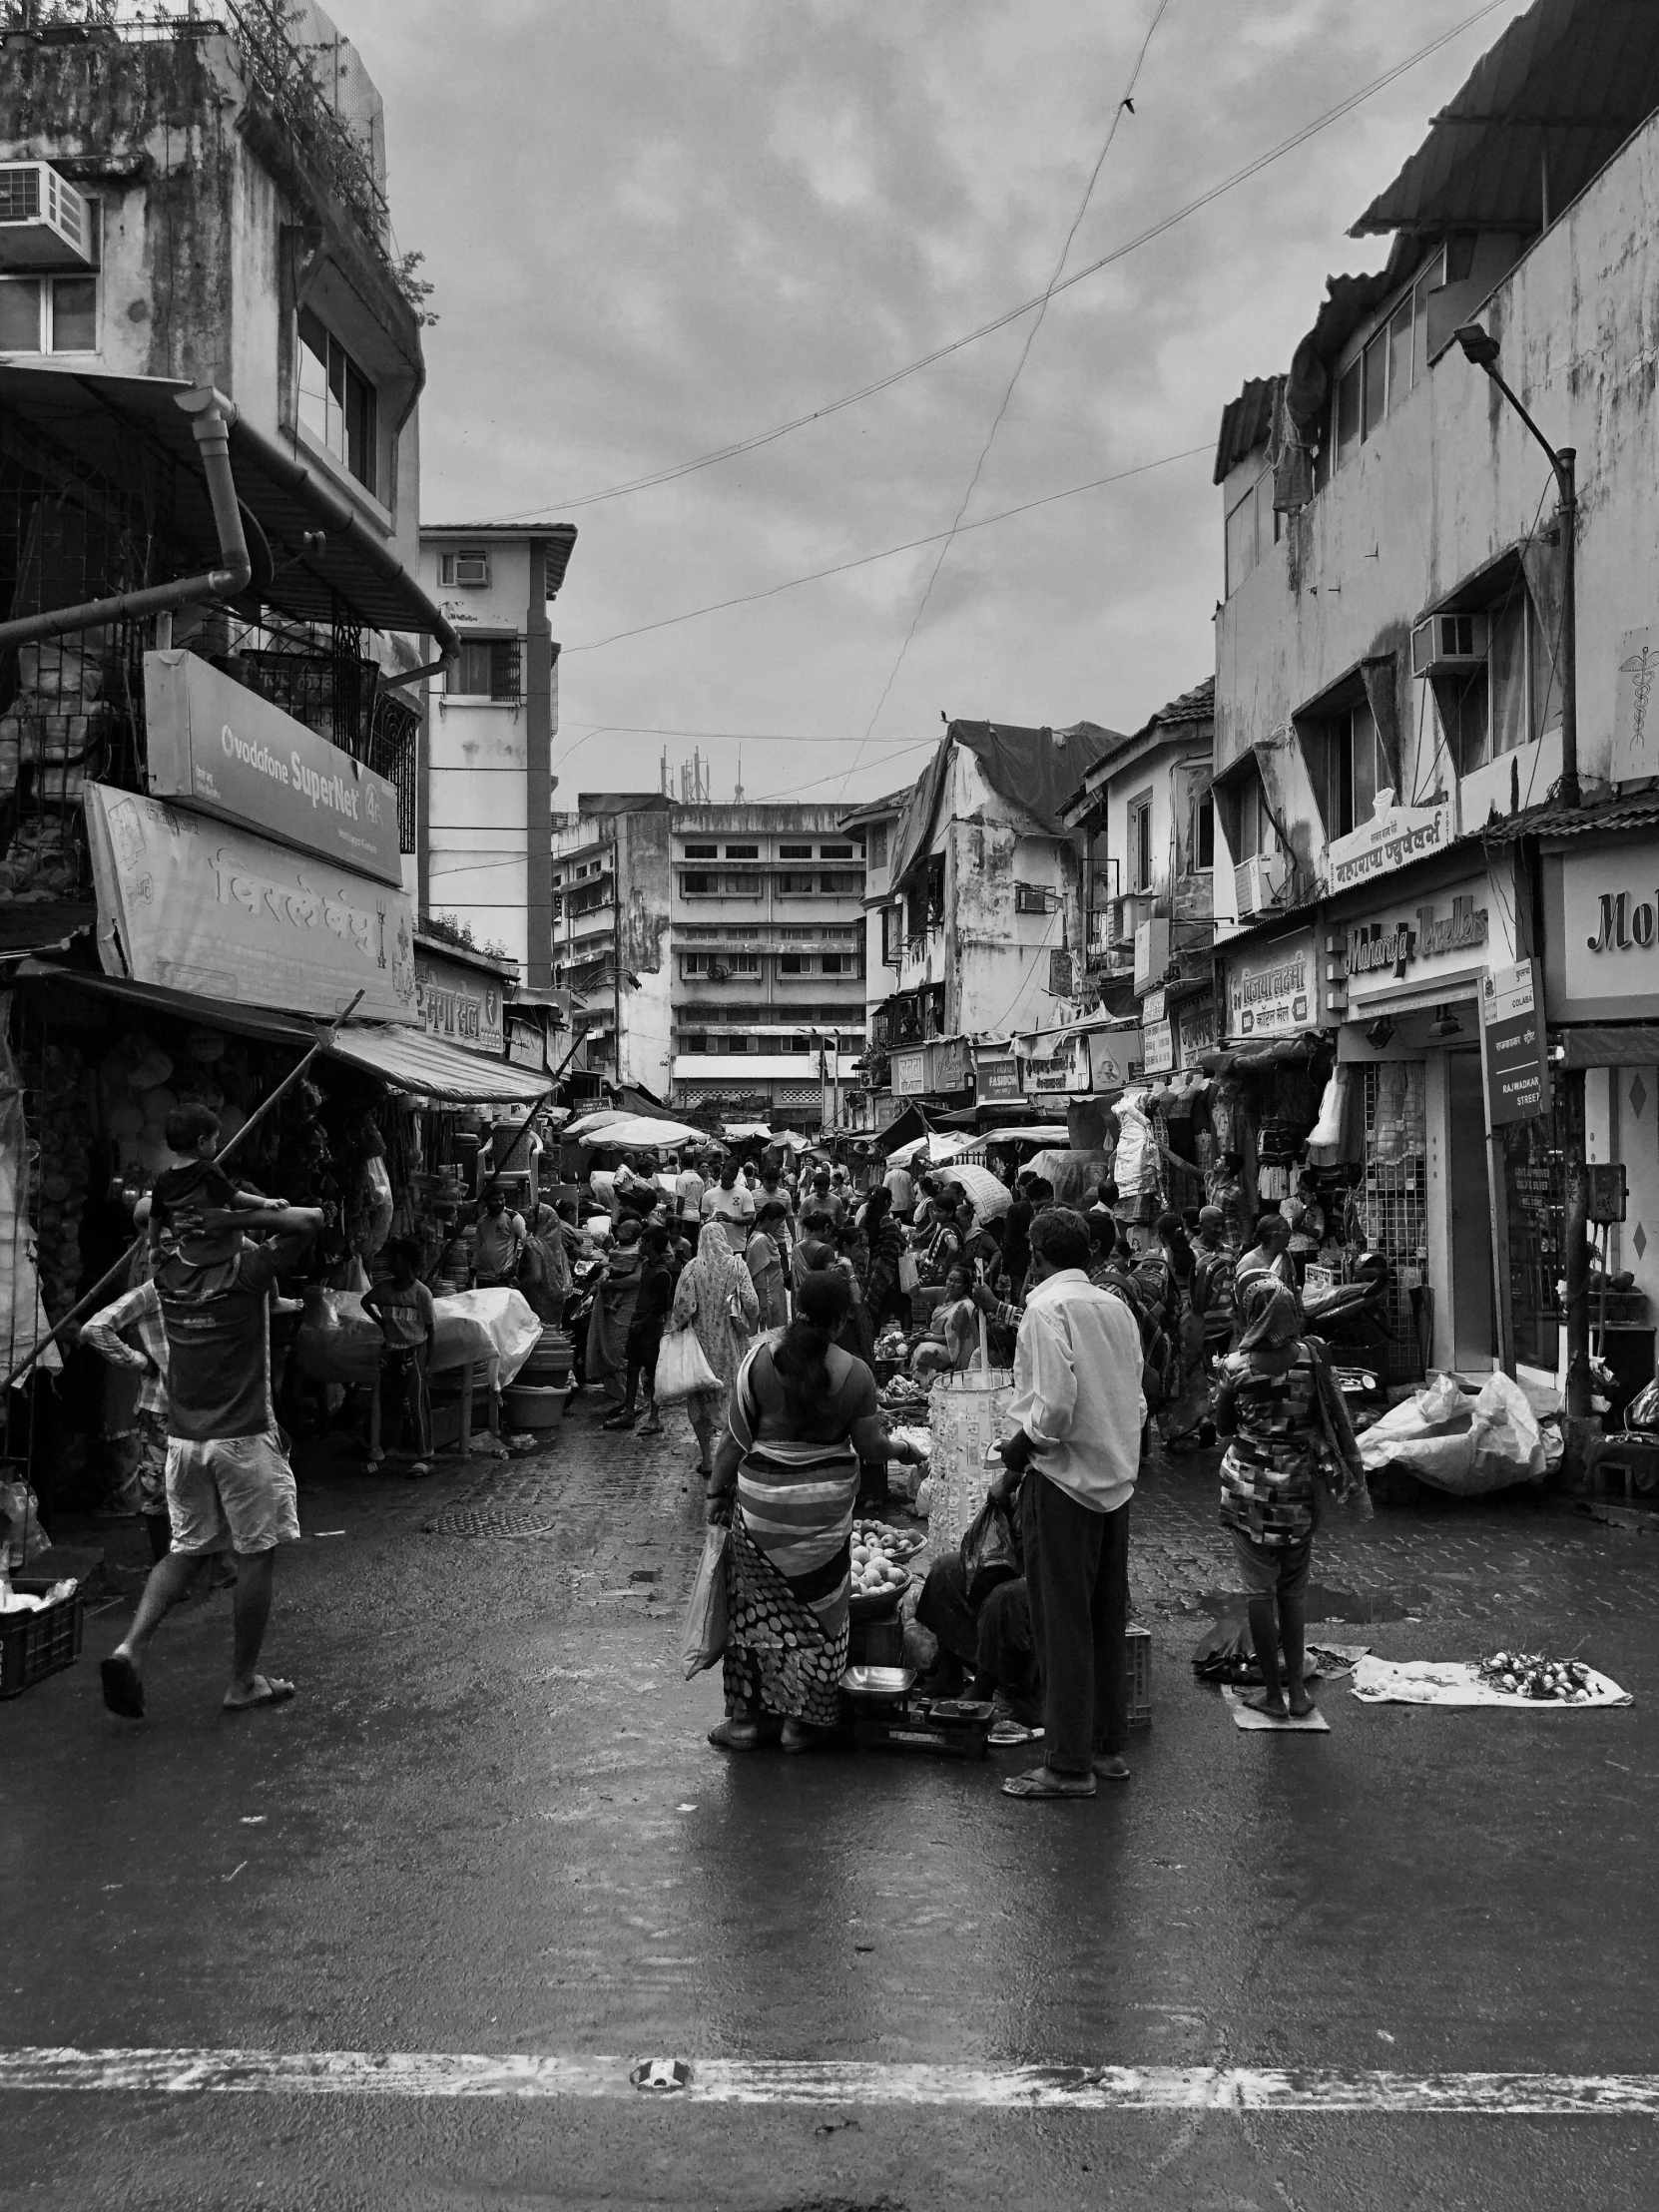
[1214, 1277, 1363, 1720]
[98, 1205, 324, 1720]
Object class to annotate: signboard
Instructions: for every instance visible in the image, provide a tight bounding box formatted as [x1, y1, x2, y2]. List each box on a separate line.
[1023, 1033, 1092, 1098]
[1303, 1263, 1336, 1299]
[1141, 1018, 1174, 1075]
[975, 1053, 1021, 1102]
[415, 949, 505, 1057]
[1175, 993, 1218, 1066]
[1612, 625, 1659, 783]
[1344, 879, 1489, 1007]
[1545, 843, 1659, 1020]
[144, 651, 403, 887]
[890, 1047, 927, 1098]
[1048, 948, 1075, 998]
[1226, 930, 1316, 1039]
[85, 785, 417, 1024]
[1086, 1030, 1138, 1092]
[1327, 802, 1454, 892]
[1134, 916, 1170, 995]
[506, 1009, 551, 1072]
[1480, 958, 1549, 1127]
[1142, 987, 1167, 1025]
[927, 1036, 968, 1093]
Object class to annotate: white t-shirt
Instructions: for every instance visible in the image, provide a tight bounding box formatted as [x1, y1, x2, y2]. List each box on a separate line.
[702, 1183, 756, 1247]
[674, 1169, 706, 1223]
[884, 1165, 916, 1212]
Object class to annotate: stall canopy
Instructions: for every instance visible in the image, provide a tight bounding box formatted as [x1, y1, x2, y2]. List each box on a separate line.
[324, 1024, 557, 1105]
[934, 1161, 1012, 1222]
[564, 1112, 705, 1150]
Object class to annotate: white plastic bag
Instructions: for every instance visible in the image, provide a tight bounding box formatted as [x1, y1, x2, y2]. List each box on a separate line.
[681, 1523, 728, 1679]
[1469, 1370, 1545, 1486]
[1359, 1369, 1544, 1495]
[655, 1327, 719, 1404]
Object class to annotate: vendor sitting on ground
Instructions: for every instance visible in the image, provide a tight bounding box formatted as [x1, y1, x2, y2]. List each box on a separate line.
[913, 1476, 1040, 1743]
[910, 1265, 978, 1376]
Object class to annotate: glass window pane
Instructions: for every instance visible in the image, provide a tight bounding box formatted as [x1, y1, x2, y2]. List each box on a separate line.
[1489, 595, 1528, 757]
[1387, 300, 1412, 411]
[344, 362, 375, 490]
[296, 312, 330, 447]
[1362, 330, 1387, 437]
[1336, 361, 1362, 463]
[1353, 699, 1380, 820]
[49, 276, 97, 351]
[1528, 591, 1563, 740]
[0, 279, 42, 352]
[1197, 796, 1214, 869]
[1225, 489, 1255, 596]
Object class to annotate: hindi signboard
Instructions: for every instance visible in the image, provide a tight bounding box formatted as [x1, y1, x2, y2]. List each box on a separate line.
[1480, 958, 1549, 1128]
[1327, 802, 1454, 892]
[415, 948, 506, 1057]
[85, 784, 417, 1024]
[1225, 930, 1317, 1040]
[144, 651, 404, 887]
[1141, 1017, 1174, 1075]
[890, 1047, 927, 1098]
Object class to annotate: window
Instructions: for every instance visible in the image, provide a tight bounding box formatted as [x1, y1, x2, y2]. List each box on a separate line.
[779, 843, 813, 858]
[725, 843, 758, 858]
[1128, 796, 1153, 890]
[1229, 775, 1272, 861]
[1362, 327, 1387, 439]
[820, 952, 847, 974]
[296, 307, 377, 492]
[1330, 247, 1446, 474]
[820, 843, 853, 858]
[1224, 467, 1279, 597]
[821, 869, 861, 893]
[1196, 794, 1215, 870]
[776, 870, 816, 894]
[681, 1033, 708, 1054]
[1430, 581, 1561, 774]
[1334, 358, 1362, 466]
[439, 550, 490, 588]
[780, 953, 806, 974]
[445, 637, 522, 700]
[682, 871, 718, 895]
[682, 843, 717, 858]
[1313, 699, 1384, 838]
[868, 823, 887, 869]
[0, 272, 97, 353]
[881, 905, 903, 966]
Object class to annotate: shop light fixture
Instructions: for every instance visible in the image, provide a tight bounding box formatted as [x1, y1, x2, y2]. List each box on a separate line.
[1428, 1005, 1463, 1038]
[1365, 1016, 1395, 1049]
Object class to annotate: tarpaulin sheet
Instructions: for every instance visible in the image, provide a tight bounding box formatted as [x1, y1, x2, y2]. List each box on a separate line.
[326, 1024, 555, 1105]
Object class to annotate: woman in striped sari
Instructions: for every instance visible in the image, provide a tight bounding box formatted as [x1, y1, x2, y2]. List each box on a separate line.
[706, 1271, 926, 1753]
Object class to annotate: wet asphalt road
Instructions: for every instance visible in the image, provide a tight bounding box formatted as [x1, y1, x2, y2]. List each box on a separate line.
[6, 1402, 1659, 2210]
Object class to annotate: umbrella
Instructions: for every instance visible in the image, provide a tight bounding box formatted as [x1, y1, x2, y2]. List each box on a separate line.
[937, 1160, 1012, 1223]
[570, 1114, 706, 1150]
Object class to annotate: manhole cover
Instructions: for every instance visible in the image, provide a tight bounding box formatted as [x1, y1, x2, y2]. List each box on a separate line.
[423, 1507, 561, 1538]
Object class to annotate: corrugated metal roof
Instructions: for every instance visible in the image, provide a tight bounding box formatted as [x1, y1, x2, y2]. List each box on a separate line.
[1213, 377, 1278, 485]
[1352, 0, 1659, 238]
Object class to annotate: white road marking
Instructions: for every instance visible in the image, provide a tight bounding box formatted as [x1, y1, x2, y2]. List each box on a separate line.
[1, 2049, 1657, 2114]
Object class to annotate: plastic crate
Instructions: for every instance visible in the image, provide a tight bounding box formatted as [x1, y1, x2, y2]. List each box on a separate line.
[1127, 1621, 1152, 1731]
[0, 1577, 84, 1699]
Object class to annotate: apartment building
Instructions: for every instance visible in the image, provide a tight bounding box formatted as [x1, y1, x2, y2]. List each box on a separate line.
[551, 801, 865, 1126]
[417, 524, 578, 984]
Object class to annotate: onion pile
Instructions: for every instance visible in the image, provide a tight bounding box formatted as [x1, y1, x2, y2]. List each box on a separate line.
[1477, 1649, 1592, 1701]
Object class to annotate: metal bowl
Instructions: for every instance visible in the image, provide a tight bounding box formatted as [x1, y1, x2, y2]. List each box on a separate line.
[840, 1665, 916, 1701]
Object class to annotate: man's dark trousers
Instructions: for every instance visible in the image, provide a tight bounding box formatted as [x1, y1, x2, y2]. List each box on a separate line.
[1021, 1472, 1130, 1775]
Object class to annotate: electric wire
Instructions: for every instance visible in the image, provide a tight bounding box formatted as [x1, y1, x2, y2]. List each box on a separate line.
[472, 0, 1510, 527]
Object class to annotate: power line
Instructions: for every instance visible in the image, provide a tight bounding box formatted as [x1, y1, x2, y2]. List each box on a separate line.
[561, 442, 1209, 655]
[749, 739, 940, 805]
[473, 0, 1508, 528]
[839, 0, 1170, 798]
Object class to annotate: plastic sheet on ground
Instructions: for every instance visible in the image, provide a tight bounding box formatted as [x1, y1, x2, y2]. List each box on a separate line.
[292, 1285, 542, 1389]
[1351, 1656, 1631, 1709]
[1357, 1370, 1545, 1495]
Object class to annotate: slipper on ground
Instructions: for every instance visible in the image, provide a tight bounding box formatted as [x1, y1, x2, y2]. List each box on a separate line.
[223, 1675, 296, 1713]
[100, 1653, 145, 1720]
[1001, 1764, 1095, 1800]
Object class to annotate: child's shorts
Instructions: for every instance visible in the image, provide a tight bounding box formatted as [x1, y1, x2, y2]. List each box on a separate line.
[1229, 1528, 1312, 1600]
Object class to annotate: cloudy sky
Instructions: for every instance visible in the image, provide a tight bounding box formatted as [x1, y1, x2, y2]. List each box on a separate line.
[349, 0, 1532, 809]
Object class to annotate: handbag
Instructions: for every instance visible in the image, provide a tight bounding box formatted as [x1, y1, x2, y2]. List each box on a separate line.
[681, 1523, 729, 1679]
[655, 1326, 720, 1404]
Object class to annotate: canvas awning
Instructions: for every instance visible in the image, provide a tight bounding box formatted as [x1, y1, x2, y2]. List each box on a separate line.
[324, 1023, 557, 1104]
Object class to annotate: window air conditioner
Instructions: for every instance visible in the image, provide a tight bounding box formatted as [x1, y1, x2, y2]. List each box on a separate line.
[441, 551, 491, 588]
[1411, 609, 1489, 678]
[0, 163, 93, 270]
[1234, 853, 1288, 918]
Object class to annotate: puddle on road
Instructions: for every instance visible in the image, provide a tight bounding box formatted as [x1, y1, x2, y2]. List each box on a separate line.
[1183, 1581, 1434, 1624]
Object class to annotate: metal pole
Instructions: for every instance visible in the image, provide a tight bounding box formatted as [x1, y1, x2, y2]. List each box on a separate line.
[1563, 1068, 1591, 1418]
[1554, 447, 1579, 810]
[0, 990, 363, 1397]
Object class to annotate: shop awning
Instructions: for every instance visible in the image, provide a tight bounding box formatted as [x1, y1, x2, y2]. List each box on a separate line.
[7, 961, 318, 1047]
[1552, 1025, 1659, 1068]
[563, 1112, 704, 1149]
[324, 1023, 556, 1104]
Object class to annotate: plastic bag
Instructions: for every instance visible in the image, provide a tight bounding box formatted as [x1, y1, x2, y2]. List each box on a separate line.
[655, 1327, 719, 1404]
[0, 1478, 50, 1565]
[1359, 1370, 1543, 1495]
[959, 1494, 1019, 1609]
[681, 1523, 728, 1679]
[1624, 1379, 1659, 1432]
[897, 1250, 920, 1294]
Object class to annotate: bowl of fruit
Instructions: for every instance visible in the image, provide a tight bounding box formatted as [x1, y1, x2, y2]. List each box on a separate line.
[848, 1532, 912, 1618]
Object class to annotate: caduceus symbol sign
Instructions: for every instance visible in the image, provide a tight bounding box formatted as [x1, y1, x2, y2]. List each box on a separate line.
[1620, 642, 1658, 762]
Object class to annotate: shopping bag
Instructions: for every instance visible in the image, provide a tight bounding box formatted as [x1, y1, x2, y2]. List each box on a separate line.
[897, 1250, 921, 1294]
[681, 1523, 729, 1679]
[655, 1326, 719, 1404]
[958, 1494, 1020, 1609]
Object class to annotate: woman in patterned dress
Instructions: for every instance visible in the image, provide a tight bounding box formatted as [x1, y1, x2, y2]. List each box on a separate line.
[670, 1223, 761, 1475]
[1214, 1277, 1363, 1720]
[705, 1271, 925, 1754]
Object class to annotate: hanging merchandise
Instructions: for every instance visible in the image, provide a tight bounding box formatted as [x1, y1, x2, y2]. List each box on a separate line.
[1307, 1066, 1356, 1165]
[1209, 1075, 1247, 1159]
[0, 998, 59, 1380]
[1112, 1092, 1157, 1198]
[1371, 1061, 1425, 1164]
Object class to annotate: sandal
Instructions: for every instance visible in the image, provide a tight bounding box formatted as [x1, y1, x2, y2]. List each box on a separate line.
[708, 1716, 782, 1752]
[1001, 1763, 1095, 1800]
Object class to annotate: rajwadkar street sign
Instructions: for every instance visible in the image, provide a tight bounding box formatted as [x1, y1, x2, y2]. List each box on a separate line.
[1480, 958, 1549, 1128]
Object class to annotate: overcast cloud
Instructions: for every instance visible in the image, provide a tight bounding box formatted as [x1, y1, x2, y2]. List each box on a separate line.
[345, 0, 1533, 808]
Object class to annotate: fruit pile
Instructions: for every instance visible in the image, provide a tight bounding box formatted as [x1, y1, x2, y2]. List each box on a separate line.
[850, 1531, 910, 1598]
[851, 1519, 924, 1562]
[1477, 1649, 1593, 1701]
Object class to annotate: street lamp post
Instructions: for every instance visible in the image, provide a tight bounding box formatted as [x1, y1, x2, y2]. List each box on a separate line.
[1454, 323, 1589, 1418]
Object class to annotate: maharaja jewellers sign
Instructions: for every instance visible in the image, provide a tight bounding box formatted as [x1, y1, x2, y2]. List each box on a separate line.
[1345, 884, 1488, 1003]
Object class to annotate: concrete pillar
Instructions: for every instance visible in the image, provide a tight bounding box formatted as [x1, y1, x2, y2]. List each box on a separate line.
[525, 540, 553, 989]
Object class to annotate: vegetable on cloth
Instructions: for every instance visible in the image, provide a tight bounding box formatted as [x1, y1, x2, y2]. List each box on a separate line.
[1350, 1656, 1631, 1709]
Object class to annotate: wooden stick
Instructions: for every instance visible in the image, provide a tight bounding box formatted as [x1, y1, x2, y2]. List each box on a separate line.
[0, 990, 365, 1396]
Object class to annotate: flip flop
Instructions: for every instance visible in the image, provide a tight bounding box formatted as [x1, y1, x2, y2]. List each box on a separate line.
[1001, 1764, 1095, 1800]
[100, 1653, 145, 1719]
[223, 1676, 296, 1713]
[987, 1719, 1043, 1746]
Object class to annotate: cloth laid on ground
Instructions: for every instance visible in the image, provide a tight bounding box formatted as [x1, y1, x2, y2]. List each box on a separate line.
[1358, 1370, 1545, 1496]
[1223, 1684, 1331, 1733]
[292, 1285, 541, 1388]
[1351, 1656, 1631, 1709]
[1194, 1617, 1368, 1686]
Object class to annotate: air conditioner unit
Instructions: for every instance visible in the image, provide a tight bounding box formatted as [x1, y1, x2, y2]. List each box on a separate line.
[1411, 609, 1489, 678]
[1234, 852, 1288, 918]
[441, 551, 491, 588]
[0, 163, 93, 270]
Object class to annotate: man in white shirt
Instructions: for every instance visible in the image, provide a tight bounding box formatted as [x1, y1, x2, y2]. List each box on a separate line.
[674, 1149, 706, 1229]
[993, 1206, 1144, 1800]
[882, 1158, 916, 1222]
[701, 1158, 756, 1250]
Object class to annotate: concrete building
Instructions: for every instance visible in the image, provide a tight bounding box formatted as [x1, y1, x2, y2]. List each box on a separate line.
[862, 721, 1117, 1120]
[551, 801, 865, 1127]
[1063, 679, 1217, 1072]
[416, 524, 578, 985]
[1210, 0, 1659, 1385]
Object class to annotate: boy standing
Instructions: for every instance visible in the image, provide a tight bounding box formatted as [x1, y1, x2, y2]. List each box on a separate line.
[362, 1239, 437, 1471]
